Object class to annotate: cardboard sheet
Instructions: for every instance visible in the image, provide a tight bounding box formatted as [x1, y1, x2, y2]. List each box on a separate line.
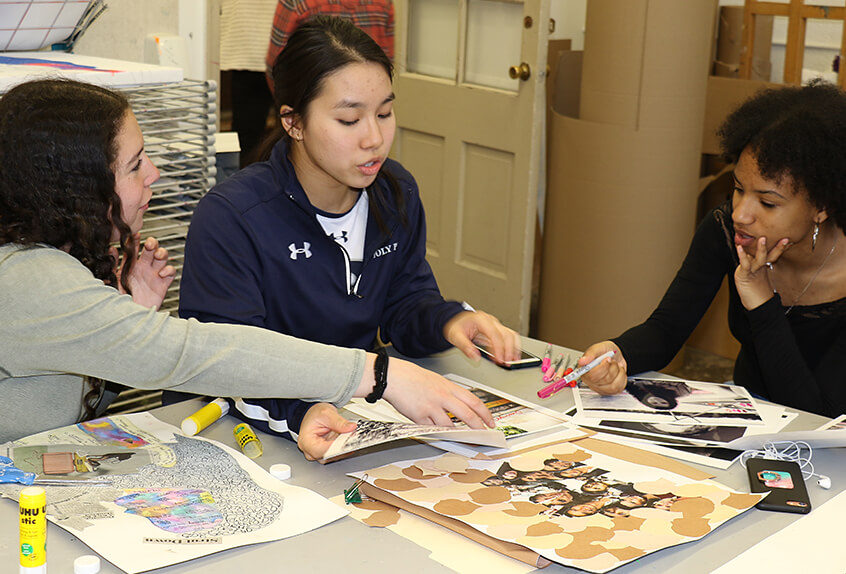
[359, 483, 551, 569]
[570, 437, 713, 481]
[333, 495, 535, 574]
[539, 0, 720, 351]
[353, 443, 761, 572]
[539, 113, 707, 349]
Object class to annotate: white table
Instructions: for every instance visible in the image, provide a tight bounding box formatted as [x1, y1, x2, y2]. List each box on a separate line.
[1, 341, 842, 573]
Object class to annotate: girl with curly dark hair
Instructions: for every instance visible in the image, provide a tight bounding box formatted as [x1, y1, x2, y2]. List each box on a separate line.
[0, 79, 494, 454]
[577, 81, 846, 417]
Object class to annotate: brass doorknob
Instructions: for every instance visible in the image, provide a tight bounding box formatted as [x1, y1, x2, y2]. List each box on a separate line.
[508, 62, 531, 81]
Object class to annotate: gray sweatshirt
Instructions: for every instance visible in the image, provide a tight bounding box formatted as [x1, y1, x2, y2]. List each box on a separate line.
[0, 244, 365, 443]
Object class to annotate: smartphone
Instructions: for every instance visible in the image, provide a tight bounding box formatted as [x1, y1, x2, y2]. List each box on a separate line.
[475, 345, 542, 370]
[745, 458, 812, 514]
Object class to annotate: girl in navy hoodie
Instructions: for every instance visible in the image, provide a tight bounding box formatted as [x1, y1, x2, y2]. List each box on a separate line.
[179, 16, 520, 457]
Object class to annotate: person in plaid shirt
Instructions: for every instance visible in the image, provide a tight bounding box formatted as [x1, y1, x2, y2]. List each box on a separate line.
[265, 0, 394, 89]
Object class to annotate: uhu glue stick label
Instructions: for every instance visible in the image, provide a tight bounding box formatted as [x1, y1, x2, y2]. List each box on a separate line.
[19, 486, 47, 574]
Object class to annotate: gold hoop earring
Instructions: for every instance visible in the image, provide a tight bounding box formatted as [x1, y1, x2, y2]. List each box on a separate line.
[812, 222, 819, 251]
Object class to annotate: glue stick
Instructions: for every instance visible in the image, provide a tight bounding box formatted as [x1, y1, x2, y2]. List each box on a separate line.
[233, 423, 263, 459]
[19, 486, 46, 574]
[181, 398, 229, 436]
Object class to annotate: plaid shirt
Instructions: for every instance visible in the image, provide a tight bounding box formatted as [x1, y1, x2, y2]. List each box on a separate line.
[266, 0, 394, 87]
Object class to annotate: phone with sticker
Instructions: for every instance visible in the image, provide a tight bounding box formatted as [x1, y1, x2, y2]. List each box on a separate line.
[746, 458, 812, 514]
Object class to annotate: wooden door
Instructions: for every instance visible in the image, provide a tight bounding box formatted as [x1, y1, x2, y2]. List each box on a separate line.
[392, 0, 549, 333]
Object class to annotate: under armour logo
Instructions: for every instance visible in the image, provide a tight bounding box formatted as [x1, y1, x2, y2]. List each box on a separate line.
[329, 230, 349, 243]
[289, 242, 312, 260]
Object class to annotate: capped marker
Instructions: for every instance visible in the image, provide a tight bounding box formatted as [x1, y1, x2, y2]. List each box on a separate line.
[557, 367, 575, 387]
[538, 350, 616, 399]
[550, 355, 574, 382]
[540, 344, 553, 373]
[543, 354, 564, 382]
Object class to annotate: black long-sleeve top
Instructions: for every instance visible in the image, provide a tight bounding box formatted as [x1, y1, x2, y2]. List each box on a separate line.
[613, 202, 846, 417]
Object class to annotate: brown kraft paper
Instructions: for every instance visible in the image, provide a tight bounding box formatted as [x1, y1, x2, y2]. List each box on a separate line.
[359, 482, 552, 569]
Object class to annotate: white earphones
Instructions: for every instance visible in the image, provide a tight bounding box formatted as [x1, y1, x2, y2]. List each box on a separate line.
[741, 441, 832, 490]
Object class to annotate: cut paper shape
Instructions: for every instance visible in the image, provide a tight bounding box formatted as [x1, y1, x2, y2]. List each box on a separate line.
[334, 494, 536, 574]
[115, 488, 223, 534]
[413, 453, 471, 476]
[79, 418, 149, 447]
[352, 442, 763, 572]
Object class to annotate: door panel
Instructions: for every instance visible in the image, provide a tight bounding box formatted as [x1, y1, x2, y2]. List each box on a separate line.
[394, 0, 547, 332]
[396, 129, 447, 255]
[460, 143, 513, 276]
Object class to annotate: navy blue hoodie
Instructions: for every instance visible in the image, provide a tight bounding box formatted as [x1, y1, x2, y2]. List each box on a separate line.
[178, 139, 464, 438]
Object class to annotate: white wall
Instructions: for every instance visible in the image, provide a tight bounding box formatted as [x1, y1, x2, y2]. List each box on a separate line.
[550, 0, 586, 49]
[71, 0, 220, 83]
[72, 0, 179, 62]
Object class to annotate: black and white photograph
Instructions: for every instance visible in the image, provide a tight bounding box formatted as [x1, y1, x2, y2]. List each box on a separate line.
[573, 377, 765, 426]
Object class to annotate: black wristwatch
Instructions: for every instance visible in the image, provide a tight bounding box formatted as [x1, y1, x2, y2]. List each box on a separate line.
[365, 347, 389, 403]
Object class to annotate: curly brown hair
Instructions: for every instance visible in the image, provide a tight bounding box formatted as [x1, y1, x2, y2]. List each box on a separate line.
[0, 79, 137, 289]
[0, 79, 138, 418]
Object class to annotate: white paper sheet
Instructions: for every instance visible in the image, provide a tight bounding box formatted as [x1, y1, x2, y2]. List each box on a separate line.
[322, 420, 506, 461]
[344, 374, 580, 457]
[0, 413, 346, 573]
[0, 52, 182, 90]
[816, 414, 846, 431]
[725, 427, 846, 450]
[573, 377, 766, 426]
[577, 407, 797, 470]
[712, 489, 846, 574]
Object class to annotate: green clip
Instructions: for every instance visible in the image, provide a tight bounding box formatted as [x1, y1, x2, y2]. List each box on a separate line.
[344, 475, 368, 505]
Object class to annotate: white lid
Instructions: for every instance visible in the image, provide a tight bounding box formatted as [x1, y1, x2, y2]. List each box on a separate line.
[74, 555, 101, 574]
[180, 418, 199, 436]
[269, 463, 291, 480]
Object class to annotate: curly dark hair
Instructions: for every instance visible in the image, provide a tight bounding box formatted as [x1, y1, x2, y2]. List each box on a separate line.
[0, 79, 136, 418]
[718, 80, 846, 231]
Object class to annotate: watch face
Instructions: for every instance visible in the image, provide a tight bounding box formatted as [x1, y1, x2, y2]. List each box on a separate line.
[757, 470, 794, 489]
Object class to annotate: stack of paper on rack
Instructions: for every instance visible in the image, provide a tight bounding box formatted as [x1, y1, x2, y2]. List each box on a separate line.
[0, 52, 182, 91]
[571, 377, 800, 468]
[350, 440, 764, 572]
[0, 413, 346, 574]
[344, 374, 586, 458]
